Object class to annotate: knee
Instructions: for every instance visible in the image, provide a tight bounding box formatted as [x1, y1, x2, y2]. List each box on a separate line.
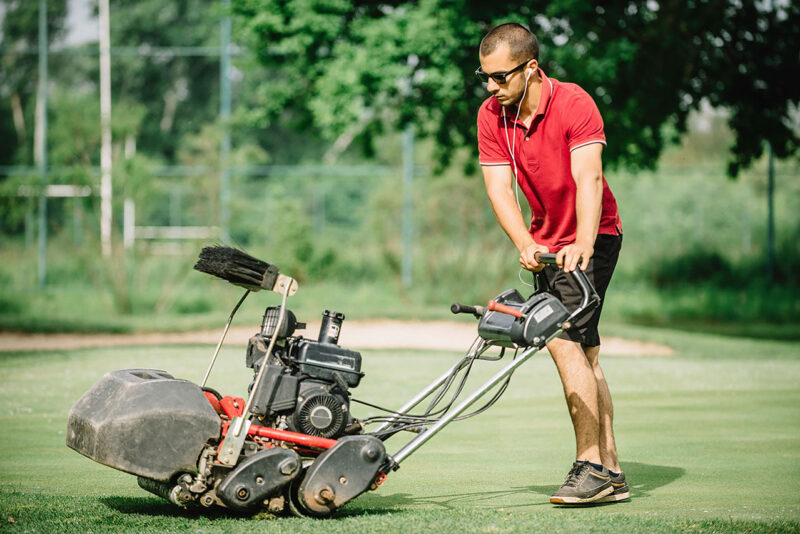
[583, 345, 601, 368]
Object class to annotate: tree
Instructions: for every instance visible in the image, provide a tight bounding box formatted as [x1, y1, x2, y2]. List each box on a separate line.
[95, 0, 224, 161]
[232, 0, 799, 174]
[0, 0, 68, 165]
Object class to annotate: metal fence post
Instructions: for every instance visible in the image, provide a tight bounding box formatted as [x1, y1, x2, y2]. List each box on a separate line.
[219, 0, 232, 244]
[123, 198, 135, 249]
[402, 124, 414, 289]
[36, 0, 48, 287]
[767, 143, 775, 285]
[99, 0, 113, 257]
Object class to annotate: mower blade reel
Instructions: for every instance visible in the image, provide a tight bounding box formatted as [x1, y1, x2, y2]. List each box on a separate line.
[297, 435, 386, 516]
[217, 447, 302, 512]
[66, 369, 220, 482]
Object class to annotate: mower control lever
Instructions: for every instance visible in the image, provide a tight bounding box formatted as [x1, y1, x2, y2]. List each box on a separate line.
[487, 300, 523, 318]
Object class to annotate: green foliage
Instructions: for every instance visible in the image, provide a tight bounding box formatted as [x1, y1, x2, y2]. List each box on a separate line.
[101, 0, 223, 160]
[0, 0, 68, 165]
[0, 270, 24, 314]
[647, 247, 800, 290]
[46, 91, 101, 167]
[233, 0, 800, 174]
[0, 174, 35, 231]
[543, 0, 800, 175]
[233, 0, 483, 168]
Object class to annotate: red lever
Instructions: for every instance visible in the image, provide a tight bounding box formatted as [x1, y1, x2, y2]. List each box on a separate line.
[487, 300, 523, 318]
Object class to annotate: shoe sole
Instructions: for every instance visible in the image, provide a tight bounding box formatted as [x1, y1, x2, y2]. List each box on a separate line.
[595, 490, 631, 503]
[549, 485, 614, 504]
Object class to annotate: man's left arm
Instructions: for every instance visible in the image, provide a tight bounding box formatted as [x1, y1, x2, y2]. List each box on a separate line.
[556, 142, 604, 272]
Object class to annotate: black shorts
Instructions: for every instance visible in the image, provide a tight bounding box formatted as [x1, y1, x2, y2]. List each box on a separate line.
[540, 233, 622, 347]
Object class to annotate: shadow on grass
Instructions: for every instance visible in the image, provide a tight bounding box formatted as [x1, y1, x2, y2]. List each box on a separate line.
[357, 461, 685, 513]
[351, 486, 551, 513]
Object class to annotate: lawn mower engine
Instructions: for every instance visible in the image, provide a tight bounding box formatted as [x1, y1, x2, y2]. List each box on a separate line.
[245, 306, 364, 439]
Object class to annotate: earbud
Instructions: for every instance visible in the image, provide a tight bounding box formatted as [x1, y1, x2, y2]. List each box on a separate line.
[525, 68, 533, 77]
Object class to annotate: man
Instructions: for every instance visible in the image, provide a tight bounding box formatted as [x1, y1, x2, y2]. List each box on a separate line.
[476, 23, 629, 505]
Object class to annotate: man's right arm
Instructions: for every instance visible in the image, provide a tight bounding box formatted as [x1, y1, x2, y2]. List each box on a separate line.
[482, 165, 549, 271]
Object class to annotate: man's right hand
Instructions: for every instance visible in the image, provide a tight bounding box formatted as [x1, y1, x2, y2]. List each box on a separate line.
[519, 242, 550, 272]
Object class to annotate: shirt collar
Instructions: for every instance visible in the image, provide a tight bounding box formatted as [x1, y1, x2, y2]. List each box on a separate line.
[495, 68, 556, 126]
[534, 68, 555, 118]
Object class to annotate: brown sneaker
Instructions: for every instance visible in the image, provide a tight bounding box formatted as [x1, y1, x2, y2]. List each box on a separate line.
[549, 461, 613, 504]
[595, 471, 631, 503]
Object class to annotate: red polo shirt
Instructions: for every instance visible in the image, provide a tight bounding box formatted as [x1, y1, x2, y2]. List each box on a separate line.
[477, 69, 621, 251]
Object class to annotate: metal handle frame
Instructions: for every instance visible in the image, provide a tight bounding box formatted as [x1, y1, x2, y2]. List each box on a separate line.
[387, 254, 599, 467]
[370, 340, 499, 436]
[389, 340, 543, 466]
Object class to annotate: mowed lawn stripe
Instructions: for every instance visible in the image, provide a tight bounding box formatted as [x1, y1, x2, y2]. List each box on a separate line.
[1, 327, 798, 532]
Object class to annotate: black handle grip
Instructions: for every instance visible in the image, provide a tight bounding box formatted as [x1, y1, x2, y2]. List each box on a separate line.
[532, 250, 600, 323]
[451, 302, 485, 317]
[533, 251, 557, 265]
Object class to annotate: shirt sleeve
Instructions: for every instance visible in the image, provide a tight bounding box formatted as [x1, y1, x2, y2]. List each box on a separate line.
[477, 101, 511, 166]
[564, 89, 607, 151]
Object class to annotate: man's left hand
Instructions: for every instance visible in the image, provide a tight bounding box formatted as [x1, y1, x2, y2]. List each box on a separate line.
[556, 239, 594, 272]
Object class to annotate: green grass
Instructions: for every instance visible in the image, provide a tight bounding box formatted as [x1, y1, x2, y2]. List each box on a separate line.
[1, 325, 799, 532]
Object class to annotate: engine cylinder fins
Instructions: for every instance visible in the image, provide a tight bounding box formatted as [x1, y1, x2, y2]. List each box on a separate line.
[294, 392, 347, 439]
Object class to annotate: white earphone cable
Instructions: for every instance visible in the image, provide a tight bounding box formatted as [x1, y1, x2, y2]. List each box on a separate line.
[502, 68, 531, 212]
[502, 68, 534, 288]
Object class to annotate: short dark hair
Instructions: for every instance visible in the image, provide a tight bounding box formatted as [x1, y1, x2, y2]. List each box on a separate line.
[479, 23, 539, 63]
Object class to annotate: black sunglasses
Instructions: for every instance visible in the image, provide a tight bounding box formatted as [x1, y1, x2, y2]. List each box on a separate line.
[475, 60, 531, 84]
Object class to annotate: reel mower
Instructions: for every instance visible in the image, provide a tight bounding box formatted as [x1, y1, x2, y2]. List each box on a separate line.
[66, 246, 599, 517]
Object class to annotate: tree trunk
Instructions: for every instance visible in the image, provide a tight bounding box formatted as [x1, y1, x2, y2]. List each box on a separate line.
[10, 92, 26, 145]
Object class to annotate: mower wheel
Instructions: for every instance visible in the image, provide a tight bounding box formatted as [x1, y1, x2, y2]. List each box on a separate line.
[284, 470, 333, 518]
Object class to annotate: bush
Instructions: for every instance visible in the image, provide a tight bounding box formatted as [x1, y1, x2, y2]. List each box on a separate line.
[645, 241, 800, 290]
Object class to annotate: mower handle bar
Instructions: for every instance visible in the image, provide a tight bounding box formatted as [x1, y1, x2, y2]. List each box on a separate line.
[451, 251, 598, 322]
[533, 251, 556, 264]
[450, 302, 485, 317]
[533, 252, 599, 316]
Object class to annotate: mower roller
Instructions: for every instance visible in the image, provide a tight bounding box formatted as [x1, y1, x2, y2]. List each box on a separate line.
[66, 246, 599, 517]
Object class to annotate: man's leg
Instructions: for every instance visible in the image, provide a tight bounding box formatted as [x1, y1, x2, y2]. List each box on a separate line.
[547, 337, 614, 503]
[544, 233, 624, 503]
[585, 344, 631, 502]
[547, 337, 601, 464]
[584, 345, 621, 473]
